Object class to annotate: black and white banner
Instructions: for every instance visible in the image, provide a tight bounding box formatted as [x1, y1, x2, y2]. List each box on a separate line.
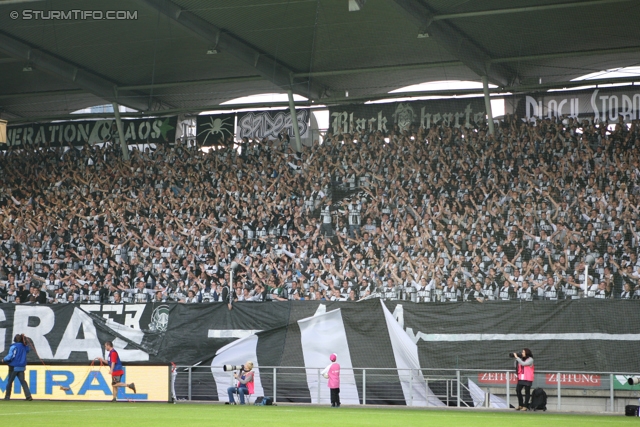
[237, 109, 310, 140]
[328, 98, 488, 134]
[385, 299, 640, 373]
[2, 300, 640, 404]
[195, 114, 235, 146]
[507, 87, 640, 121]
[3, 117, 177, 148]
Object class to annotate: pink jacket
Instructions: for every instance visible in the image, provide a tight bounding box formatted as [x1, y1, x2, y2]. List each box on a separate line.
[516, 358, 535, 382]
[237, 370, 255, 394]
[323, 362, 341, 389]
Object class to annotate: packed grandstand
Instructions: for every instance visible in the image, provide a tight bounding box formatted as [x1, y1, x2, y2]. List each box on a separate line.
[1, 114, 639, 305]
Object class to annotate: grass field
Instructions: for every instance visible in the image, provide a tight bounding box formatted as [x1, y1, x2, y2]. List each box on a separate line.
[0, 400, 636, 427]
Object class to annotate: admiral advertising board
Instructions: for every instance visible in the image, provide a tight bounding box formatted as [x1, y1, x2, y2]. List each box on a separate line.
[0, 365, 169, 401]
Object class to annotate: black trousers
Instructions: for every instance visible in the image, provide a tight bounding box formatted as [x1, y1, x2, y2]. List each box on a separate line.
[516, 382, 531, 408]
[4, 366, 32, 400]
[330, 387, 340, 406]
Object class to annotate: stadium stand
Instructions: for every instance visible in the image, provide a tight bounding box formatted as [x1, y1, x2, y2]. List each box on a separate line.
[1, 114, 639, 304]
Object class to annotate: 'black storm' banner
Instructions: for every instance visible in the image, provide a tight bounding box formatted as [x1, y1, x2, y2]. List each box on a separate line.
[328, 98, 488, 134]
[507, 86, 640, 121]
[3, 116, 177, 148]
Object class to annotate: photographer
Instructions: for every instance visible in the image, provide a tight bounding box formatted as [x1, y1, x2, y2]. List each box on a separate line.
[226, 361, 254, 405]
[512, 348, 534, 411]
[2, 334, 33, 401]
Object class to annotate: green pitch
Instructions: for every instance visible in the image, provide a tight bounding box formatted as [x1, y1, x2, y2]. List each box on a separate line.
[0, 400, 634, 427]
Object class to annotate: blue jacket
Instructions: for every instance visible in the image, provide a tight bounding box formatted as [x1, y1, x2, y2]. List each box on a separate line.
[3, 342, 30, 371]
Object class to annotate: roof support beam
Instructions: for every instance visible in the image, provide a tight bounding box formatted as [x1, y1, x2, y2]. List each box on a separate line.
[0, 89, 86, 100]
[121, 76, 264, 91]
[293, 60, 464, 78]
[482, 76, 494, 135]
[392, 0, 517, 87]
[138, 0, 327, 100]
[505, 77, 640, 92]
[490, 45, 640, 64]
[0, 61, 466, 100]
[432, 0, 633, 21]
[0, 107, 24, 120]
[287, 90, 302, 153]
[0, 60, 468, 102]
[0, 31, 151, 112]
[112, 102, 130, 161]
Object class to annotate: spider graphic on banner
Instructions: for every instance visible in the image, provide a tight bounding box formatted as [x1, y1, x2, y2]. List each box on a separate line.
[196, 115, 234, 145]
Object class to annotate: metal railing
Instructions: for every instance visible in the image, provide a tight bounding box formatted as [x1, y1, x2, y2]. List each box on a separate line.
[172, 366, 640, 412]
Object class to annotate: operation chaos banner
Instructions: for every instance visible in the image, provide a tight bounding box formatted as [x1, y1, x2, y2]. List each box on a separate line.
[507, 86, 640, 121]
[328, 98, 488, 134]
[3, 116, 177, 148]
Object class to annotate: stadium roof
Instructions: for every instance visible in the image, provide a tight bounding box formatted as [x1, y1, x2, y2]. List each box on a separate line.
[0, 0, 639, 122]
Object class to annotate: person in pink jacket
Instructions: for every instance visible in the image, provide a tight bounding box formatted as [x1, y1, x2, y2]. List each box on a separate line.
[322, 353, 341, 407]
[513, 348, 535, 411]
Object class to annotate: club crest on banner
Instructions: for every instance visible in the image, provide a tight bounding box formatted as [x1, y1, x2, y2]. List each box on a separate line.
[149, 305, 170, 332]
[393, 103, 416, 132]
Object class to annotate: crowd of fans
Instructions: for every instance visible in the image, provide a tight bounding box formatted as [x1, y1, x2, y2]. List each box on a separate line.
[1, 113, 640, 305]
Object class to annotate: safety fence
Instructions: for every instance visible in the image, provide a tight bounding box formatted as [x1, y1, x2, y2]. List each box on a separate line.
[173, 366, 640, 413]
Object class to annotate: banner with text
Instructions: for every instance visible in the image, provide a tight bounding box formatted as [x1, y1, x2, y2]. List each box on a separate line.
[2, 300, 640, 374]
[507, 87, 640, 122]
[3, 117, 177, 148]
[195, 114, 235, 146]
[0, 365, 169, 401]
[328, 98, 488, 134]
[237, 109, 309, 140]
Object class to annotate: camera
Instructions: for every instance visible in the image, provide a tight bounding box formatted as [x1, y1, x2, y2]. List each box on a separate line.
[628, 376, 640, 385]
[509, 352, 517, 358]
[223, 364, 244, 372]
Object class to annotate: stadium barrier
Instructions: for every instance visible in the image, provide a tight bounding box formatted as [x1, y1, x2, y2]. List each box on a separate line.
[174, 366, 640, 413]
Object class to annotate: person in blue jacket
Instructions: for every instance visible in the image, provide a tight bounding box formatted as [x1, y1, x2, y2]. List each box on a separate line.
[3, 334, 33, 401]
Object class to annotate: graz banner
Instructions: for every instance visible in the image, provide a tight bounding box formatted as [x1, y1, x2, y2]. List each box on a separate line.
[2, 300, 640, 403]
[507, 87, 640, 121]
[328, 98, 488, 135]
[237, 109, 309, 140]
[3, 116, 177, 148]
[195, 114, 235, 146]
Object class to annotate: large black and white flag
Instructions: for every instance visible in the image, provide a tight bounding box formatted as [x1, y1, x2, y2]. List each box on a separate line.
[3, 299, 640, 404]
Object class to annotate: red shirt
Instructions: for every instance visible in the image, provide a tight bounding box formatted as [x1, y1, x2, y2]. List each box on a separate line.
[109, 349, 124, 376]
